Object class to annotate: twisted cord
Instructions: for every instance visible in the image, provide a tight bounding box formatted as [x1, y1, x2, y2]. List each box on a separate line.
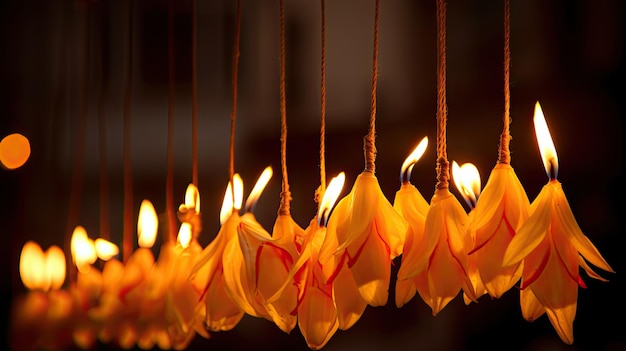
[498, 0, 512, 164]
[364, 0, 380, 173]
[435, 0, 449, 190]
[278, 0, 292, 216]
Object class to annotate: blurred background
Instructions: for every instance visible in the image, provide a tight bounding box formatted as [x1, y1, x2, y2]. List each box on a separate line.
[1, 0, 625, 350]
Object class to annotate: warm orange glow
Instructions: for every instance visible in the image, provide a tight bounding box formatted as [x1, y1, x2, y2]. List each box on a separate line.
[0, 133, 31, 170]
[20, 241, 46, 291]
[177, 222, 192, 249]
[317, 172, 346, 226]
[45, 245, 66, 290]
[95, 238, 119, 261]
[19, 241, 66, 291]
[184, 183, 200, 213]
[220, 174, 244, 225]
[401, 137, 428, 183]
[138, 200, 158, 248]
[533, 101, 559, 179]
[452, 161, 481, 209]
[71, 226, 97, 273]
[245, 166, 273, 212]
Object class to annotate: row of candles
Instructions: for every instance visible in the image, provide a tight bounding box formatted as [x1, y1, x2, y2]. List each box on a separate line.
[11, 102, 613, 350]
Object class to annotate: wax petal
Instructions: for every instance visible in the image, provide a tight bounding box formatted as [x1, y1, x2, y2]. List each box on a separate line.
[298, 286, 338, 350]
[395, 277, 417, 308]
[348, 232, 390, 306]
[578, 255, 608, 282]
[333, 261, 367, 330]
[520, 288, 545, 322]
[553, 185, 613, 273]
[203, 269, 244, 332]
[503, 186, 552, 266]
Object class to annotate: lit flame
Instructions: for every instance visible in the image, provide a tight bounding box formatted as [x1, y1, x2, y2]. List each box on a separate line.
[20, 241, 66, 291]
[71, 226, 97, 273]
[20, 241, 46, 291]
[317, 172, 346, 227]
[95, 238, 119, 261]
[452, 161, 481, 209]
[533, 101, 559, 179]
[220, 174, 244, 225]
[177, 223, 192, 249]
[184, 183, 200, 213]
[138, 200, 158, 248]
[245, 166, 273, 213]
[400, 136, 428, 183]
[45, 246, 66, 290]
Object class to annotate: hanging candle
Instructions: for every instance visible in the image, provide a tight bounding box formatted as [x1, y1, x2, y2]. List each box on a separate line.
[393, 137, 432, 308]
[189, 174, 245, 332]
[268, 173, 349, 350]
[451, 161, 488, 304]
[503, 102, 614, 344]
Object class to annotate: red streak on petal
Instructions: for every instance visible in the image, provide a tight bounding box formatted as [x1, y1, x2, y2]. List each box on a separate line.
[577, 276, 587, 289]
[446, 233, 469, 277]
[326, 254, 346, 285]
[198, 261, 221, 303]
[347, 234, 370, 268]
[550, 231, 581, 286]
[520, 250, 550, 290]
[374, 220, 391, 259]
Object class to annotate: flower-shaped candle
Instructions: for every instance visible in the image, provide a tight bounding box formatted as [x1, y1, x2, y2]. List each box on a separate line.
[467, 155, 529, 299]
[12, 241, 72, 351]
[268, 172, 350, 350]
[418, 171, 476, 314]
[190, 174, 245, 332]
[393, 137, 431, 308]
[320, 169, 408, 307]
[451, 161, 488, 304]
[503, 102, 614, 344]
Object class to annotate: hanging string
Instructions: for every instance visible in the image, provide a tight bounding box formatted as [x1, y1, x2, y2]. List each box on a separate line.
[122, 0, 134, 262]
[66, 5, 90, 283]
[364, 0, 380, 174]
[191, 0, 199, 187]
[229, 0, 242, 192]
[166, 0, 177, 243]
[435, 0, 449, 190]
[315, 0, 327, 208]
[278, 0, 292, 216]
[498, 0, 512, 164]
[97, 3, 110, 240]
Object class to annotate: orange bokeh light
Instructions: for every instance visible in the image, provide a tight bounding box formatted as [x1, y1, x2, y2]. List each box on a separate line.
[0, 133, 31, 170]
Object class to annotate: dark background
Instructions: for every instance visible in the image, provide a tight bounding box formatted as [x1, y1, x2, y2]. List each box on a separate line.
[1, 0, 625, 350]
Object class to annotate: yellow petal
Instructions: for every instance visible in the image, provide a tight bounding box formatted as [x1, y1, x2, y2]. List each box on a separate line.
[203, 269, 244, 332]
[395, 277, 417, 308]
[333, 261, 367, 330]
[545, 304, 576, 345]
[470, 164, 507, 232]
[520, 287, 545, 322]
[503, 186, 553, 266]
[427, 230, 467, 315]
[552, 183, 614, 273]
[348, 232, 390, 306]
[222, 234, 259, 317]
[476, 222, 522, 298]
[257, 242, 298, 333]
[298, 285, 339, 350]
[578, 255, 608, 282]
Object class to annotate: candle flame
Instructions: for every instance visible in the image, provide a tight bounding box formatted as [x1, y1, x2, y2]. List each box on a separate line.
[177, 223, 192, 249]
[138, 200, 158, 248]
[95, 238, 119, 261]
[20, 242, 66, 291]
[20, 241, 46, 291]
[245, 166, 273, 213]
[220, 174, 244, 225]
[317, 172, 346, 227]
[71, 226, 97, 273]
[452, 161, 481, 209]
[533, 101, 559, 179]
[184, 183, 200, 213]
[45, 245, 66, 290]
[401, 136, 428, 183]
